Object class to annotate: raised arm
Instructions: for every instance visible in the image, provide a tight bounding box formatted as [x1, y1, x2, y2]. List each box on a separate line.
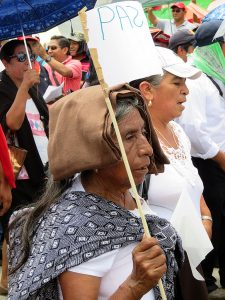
[146, 7, 159, 27]
[59, 237, 166, 300]
[32, 43, 75, 78]
[6, 69, 40, 130]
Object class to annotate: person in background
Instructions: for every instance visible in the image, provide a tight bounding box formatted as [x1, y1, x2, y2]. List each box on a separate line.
[168, 29, 195, 62]
[130, 47, 212, 299]
[68, 32, 90, 86]
[0, 39, 49, 295]
[175, 20, 225, 293]
[17, 36, 51, 96]
[8, 85, 183, 300]
[147, 2, 196, 36]
[31, 35, 82, 95]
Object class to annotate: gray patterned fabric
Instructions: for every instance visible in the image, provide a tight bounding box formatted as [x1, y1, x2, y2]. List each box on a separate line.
[8, 190, 184, 300]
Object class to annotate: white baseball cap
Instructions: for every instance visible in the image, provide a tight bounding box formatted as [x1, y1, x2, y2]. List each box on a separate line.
[156, 47, 201, 79]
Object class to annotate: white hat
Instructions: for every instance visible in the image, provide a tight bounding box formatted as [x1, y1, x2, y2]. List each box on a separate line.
[156, 47, 201, 79]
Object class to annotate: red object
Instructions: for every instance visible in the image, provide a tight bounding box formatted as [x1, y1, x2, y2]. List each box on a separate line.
[0, 125, 16, 188]
[33, 60, 41, 74]
[17, 35, 40, 42]
[152, 6, 162, 11]
[171, 2, 186, 10]
[152, 30, 170, 45]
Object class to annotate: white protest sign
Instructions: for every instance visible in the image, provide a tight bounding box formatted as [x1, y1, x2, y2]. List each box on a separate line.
[86, 1, 162, 86]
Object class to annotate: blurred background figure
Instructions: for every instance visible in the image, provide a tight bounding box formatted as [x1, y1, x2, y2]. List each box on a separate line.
[168, 29, 195, 62]
[147, 2, 196, 36]
[32, 35, 82, 94]
[68, 31, 90, 87]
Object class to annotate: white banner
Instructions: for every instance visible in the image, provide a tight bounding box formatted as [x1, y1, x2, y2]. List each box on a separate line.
[87, 1, 162, 86]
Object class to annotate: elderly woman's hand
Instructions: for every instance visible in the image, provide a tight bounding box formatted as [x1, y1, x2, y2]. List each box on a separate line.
[125, 236, 167, 298]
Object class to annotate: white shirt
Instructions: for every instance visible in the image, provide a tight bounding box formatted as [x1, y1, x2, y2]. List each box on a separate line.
[156, 19, 196, 36]
[17, 98, 48, 180]
[58, 176, 155, 300]
[176, 73, 225, 159]
[148, 122, 212, 280]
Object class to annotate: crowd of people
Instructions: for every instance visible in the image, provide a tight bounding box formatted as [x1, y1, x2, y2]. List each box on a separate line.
[0, 1, 224, 299]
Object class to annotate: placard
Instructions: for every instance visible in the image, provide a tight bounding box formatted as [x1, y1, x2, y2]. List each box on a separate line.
[86, 1, 162, 86]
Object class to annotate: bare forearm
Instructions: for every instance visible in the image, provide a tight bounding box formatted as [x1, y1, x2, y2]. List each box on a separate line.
[6, 84, 29, 130]
[147, 10, 158, 26]
[109, 277, 145, 300]
[200, 195, 211, 217]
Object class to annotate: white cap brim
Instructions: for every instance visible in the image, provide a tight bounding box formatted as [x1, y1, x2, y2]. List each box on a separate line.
[163, 63, 201, 79]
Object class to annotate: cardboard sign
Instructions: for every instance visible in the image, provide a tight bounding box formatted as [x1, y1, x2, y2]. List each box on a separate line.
[86, 1, 162, 86]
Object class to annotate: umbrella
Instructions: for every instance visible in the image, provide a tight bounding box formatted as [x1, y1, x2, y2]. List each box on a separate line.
[0, 0, 96, 41]
[95, 0, 179, 8]
[203, 3, 225, 22]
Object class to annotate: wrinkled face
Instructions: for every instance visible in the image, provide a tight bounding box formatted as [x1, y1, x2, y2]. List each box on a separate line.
[172, 8, 186, 22]
[151, 72, 189, 121]
[99, 108, 153, 187]
[47, 39, 68, 62]
[4, 45, 34, 81]
[70, 41, 80, 57]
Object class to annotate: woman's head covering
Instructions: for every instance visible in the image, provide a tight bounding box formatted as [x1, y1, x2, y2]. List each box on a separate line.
[48, 84, 169, 180]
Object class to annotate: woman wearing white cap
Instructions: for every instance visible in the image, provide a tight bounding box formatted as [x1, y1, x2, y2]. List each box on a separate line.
[130, 47, 213, 299]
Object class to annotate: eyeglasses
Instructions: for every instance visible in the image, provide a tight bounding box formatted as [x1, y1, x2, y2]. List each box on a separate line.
[47, 46, 59, 51]
[172, 9, 183, 13]
[9, 53, 36, 62]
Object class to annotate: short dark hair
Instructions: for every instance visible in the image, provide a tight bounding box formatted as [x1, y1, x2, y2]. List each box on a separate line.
[173, 42, 193, 54]
[50, 35, 70, 55]
[0, 40, 32, 62]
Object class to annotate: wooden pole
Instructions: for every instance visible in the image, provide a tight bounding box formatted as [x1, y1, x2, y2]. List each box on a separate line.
[79, 7, 167, 300]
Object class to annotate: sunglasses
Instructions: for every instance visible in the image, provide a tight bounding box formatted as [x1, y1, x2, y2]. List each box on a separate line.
[172, 9, 183, 13]
[9, 53, 36, 62]
[47, 46, 59, 51]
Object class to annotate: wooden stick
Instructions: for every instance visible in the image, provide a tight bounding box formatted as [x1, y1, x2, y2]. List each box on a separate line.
[79, 7, 167, 300]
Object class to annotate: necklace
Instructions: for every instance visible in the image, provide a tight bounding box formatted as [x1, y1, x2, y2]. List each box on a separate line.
[154, 125, 179, 149]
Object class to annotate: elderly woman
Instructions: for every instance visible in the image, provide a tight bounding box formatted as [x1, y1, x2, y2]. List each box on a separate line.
[130, 47, 213, 300]
[8, 85, 183, 300]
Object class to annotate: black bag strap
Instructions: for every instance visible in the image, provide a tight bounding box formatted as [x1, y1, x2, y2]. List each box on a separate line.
[206, 75, 223, 97]
[137, 174, 151, 201]
[52, 70, 61, 86]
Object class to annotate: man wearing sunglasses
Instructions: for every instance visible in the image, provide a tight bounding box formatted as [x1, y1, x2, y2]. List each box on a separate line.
[31, 35, 82, 95]
[147, 2, 196, 36]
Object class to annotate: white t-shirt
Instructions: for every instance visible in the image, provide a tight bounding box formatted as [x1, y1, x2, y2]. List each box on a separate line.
[156, 19, 196, 36]
[58, 176, 155, 300]
[18, 98, 48, 180]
